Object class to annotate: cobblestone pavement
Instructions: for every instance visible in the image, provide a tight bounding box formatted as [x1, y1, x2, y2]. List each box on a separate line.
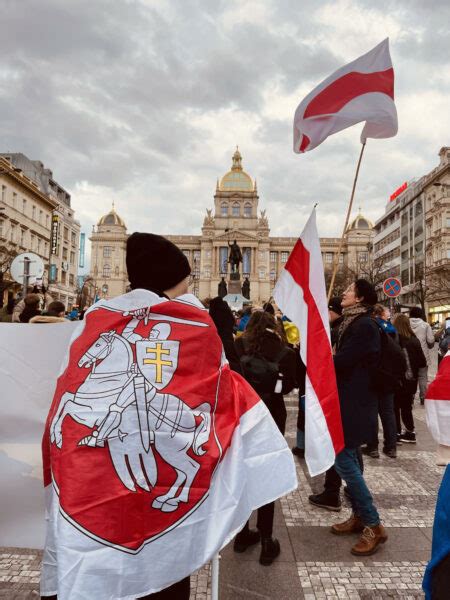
[1, 377, 442, 598]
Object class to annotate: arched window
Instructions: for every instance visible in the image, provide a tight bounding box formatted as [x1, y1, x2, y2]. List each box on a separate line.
[232, 203, 240, 217]
[103, 264, 111, 278]
[221, 203, 228, 217]
[244, 203, 252, 217]
[415, 201, 423, 216]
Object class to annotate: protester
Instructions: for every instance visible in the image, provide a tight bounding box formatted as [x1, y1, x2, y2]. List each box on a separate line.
[30, 301, 66, 324]
[237, 305, 252, 333]
[208, 296, 242, 373]
[13, 286, 53, 322]
[392, 313, 427, 444]
[361, 303, 403, 459]
[0, 297, 15, 322]
[308, 297, 348, 511]
[423, 351, 450, 598]
[41, 233, 296, 600]
[19, 294, 42, 323]
[409, 306, 435, 405]
[437, 321, 450, 366]
[330, 279, 387, 556]
[234, 310, 296, 565]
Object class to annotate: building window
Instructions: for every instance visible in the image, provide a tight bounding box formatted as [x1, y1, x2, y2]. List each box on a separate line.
[270, 268, 276, 282]
[103, 264, 111, 278]
[259, 268, 265, 279]
[69, 274, 74, 286]
[115, 266, 119, 276]
[39, 210, 43, 225]
[358, 252, 368, 263]
[70, 251, 75, 265]
[1, 185, 5, 203]
[244, 204, 252, 217]
[61, 271, 67, 285]
[103, 246, 112, 258]
[10, 224, 16, 243]
[447, 249, 450, 259]
[32, 205, 36, 220]
[20, 229, 26, 247]
[221, 203, 228, 217]
[182, 249, 190, 262]
[232, 203, 240, 217]
[46, 214, 49, 228]
[22, 199, 26, 214]
[71, 231, 76, 245]
[12, 192, 17, 209]
[62, 247, 68, 261]
[44, 242, 48, 255]
[339, 253, 344, 264]
[31, 234, 35, 250]
[0, 220, 3, 238]
[37, 238, 41, 254]
[243, 247, 251, 275]
[281, 251, 289, 263]
[270, 251, 277, 263]
[325, 252, 333, 263]
[219, 247, 228, 274]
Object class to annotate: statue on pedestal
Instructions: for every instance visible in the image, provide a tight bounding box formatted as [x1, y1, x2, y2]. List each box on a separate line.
[242, 277, 250, 299]
[218, 277, 227, 298]
[228, 240, 243, 275]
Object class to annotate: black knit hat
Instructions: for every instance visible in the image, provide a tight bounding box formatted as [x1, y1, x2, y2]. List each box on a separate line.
[126, 232, 191, 294]
[328, 296, 343, 316]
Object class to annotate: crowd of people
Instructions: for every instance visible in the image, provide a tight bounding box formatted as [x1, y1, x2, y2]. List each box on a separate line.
[0, 286, 85, 324]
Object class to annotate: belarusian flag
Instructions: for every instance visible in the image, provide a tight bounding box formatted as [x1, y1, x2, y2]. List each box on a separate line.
[41, 290, 297, 599]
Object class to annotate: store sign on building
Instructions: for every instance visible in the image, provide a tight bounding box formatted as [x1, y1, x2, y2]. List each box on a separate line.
[51, 214, 59, 254]
[390, 182, 408, 202]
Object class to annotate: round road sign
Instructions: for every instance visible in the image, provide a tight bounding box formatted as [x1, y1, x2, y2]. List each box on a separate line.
[10, 252, 45, 285]
[383, 277, 402, 298]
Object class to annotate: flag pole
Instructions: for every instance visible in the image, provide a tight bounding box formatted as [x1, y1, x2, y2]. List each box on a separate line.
[327, 141, 367, 302]
[211, 552, 220, 600]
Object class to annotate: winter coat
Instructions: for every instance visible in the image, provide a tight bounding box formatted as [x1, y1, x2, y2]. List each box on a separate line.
[209, 297, 242, 374]
[399, 334, 427, 382]
[330, 316, 344, 348]
[29, 315, 66, 324]
[0, 306, 13, 322]
[334, 312, 380, 449]
[410, 317, 435, 365]
[235, 332, 296, 434]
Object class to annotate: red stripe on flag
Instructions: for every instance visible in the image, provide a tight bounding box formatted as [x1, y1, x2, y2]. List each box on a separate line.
[303, 68, 394, 119]
[285, 240, 344, 453]
[299, 134, 310, 153]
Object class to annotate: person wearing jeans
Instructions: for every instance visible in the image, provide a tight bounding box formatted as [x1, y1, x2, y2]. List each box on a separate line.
[330, 280, 387, 556]
[409, 307, 435, 405]
[365, 391, 398, 458]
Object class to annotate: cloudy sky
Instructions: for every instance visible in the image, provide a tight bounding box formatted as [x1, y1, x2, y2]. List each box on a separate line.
[1, 0, 449, 269]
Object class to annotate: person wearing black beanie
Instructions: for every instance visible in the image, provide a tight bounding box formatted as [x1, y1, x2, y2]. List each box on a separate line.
[126, 232, 191, 297]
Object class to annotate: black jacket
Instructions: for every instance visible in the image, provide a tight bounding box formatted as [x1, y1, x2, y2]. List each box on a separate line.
[334, 312, 380, 448]
[399, 335, 427, 381]
[209, 297, 242, 374]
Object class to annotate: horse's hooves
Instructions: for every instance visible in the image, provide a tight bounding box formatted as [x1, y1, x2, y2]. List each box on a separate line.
[161, 500, 179, 513]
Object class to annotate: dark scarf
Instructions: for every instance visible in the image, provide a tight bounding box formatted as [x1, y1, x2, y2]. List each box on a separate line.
[337, 304, 370, 345]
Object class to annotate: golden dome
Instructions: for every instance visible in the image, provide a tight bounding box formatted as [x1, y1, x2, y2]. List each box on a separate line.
[348, 212, 373, 230]
[219, 148, 254, 192]
[98, 205, 126, 228]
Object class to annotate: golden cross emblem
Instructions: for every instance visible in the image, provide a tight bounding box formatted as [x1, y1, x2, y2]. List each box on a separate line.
[143, 343, 173, 384]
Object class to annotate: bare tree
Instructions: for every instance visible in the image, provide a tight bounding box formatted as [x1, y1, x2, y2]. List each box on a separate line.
[324, 265, 354, 297]
[0, 241, 18, 307]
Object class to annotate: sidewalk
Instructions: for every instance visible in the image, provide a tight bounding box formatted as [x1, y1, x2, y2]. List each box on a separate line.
[1, 395, 441, 599]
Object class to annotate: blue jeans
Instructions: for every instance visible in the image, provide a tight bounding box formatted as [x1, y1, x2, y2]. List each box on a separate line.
[334, 448, 380, 527]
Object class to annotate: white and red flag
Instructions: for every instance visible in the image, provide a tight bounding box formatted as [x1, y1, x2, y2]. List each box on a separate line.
[40, 290, 297, 599]
[273, 209, 344, 476]
[425, 352, 450, 446]
[293, 38, 397, 153]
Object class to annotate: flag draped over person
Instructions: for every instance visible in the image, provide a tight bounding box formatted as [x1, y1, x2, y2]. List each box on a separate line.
[41, 290, 297, 600]
[273, 209, 344, 476]
[293, 38, 397, 153]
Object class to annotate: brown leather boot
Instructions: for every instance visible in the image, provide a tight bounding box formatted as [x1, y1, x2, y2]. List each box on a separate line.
[351, 524, 388, 556]
[331, 514, 364, 536]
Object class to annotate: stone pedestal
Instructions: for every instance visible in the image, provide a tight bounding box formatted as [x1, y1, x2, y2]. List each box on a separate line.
[228, 272, 241, 294]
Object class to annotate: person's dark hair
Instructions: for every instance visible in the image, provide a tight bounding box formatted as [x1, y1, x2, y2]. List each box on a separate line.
[47, 301, 65, 316]
[393, 313, 415, 338]
[242, 310, 282, 354]
[6, 297, 15, 314]
[262, 302, 275, 315]
[409, 306, 425, 320]
[24, 293, 41, 309]
[354, 279, 377, 306]
[372, 303, 388, 318]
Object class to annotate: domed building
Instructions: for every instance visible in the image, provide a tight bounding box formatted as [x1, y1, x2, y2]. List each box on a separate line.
[89, 149, 374, 302]
[89, 204, 128, 299]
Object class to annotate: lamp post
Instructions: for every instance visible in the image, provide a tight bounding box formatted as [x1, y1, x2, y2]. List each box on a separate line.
[102, 283, 108, 299]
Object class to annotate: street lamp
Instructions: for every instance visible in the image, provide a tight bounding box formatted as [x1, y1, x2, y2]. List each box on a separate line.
[102, 284, 108, 298]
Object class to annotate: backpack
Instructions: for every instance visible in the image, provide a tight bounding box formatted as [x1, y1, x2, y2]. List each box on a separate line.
[439, 328, 450, 356]
[371, 324, 407, 393]
[239, 340, 287, 396]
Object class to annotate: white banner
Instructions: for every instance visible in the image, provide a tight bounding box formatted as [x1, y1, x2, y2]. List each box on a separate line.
[0, 322, 77, 548]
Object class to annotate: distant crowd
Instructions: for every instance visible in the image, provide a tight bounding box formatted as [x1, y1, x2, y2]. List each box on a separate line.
[0, 286, 86, 324]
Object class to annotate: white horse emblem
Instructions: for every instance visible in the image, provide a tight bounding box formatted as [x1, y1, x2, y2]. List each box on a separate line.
[50, 309, 212, 513]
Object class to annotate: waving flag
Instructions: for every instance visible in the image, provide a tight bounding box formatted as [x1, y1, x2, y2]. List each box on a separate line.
[425, 352, 450, 447]
[41, 290, 297, 599]
[294, 38, 397, 153]
[273, 209, 344, 476]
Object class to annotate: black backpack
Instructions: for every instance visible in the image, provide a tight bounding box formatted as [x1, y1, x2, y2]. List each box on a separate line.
[240, 340, 287, 396]
[371, 324, 407, 393]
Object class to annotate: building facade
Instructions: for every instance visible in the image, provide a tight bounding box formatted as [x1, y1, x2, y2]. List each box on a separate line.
[0, 153, 81, 308]
[90, 149, 374, 304]
[373, 146, 450, 322]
